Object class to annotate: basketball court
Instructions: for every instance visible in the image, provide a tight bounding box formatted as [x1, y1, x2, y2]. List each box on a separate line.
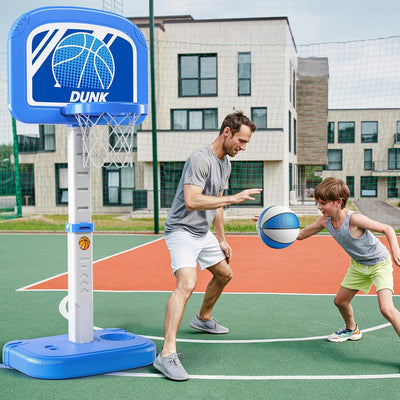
[2, 233, 400, 399]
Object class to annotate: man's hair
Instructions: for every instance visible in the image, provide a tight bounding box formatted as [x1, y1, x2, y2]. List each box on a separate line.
[314, 177, 350, 209]
[219, 111, 256, 135]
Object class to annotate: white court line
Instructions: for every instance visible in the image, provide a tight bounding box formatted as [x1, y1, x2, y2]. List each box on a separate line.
[58, 294, 392, 343]
[2, 365, 400, 380]
[16, 237, 164, 291]
[106, 371, 400, 381]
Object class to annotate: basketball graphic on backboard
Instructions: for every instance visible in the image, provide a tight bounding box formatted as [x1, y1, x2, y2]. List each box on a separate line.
[52, 33, 115, 90]
[8, 6, 148, 125]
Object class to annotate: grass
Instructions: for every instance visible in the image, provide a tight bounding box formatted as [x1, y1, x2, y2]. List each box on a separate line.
[0, 213, 317, 233]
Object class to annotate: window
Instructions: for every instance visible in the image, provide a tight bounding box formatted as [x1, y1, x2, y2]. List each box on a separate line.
[171, 109, 218, 130]
[109, 126, 137, 151]
[18, 124, 56, 153]
[20, 164, 35, 205]
[364, 149, 373, 170]
[40, 125, 56, 151]
[388, 177, 398, 198]
[361, 176, 377, 197]
[338, 122, 355, 143]
[226, 161, 263, 207]
[293, 118, 297, 155]
[327, 122, 334, 143]
[388, 148, 400, 170]
[396, 121, 400, 143]
[160, 162, 185, 208]
[103, 165, 135, 205]
[289, 163, 293, 191]
[361, 121, 378, 143]
[55, 163, 68, 205]
[251, 108, 267, 130]
[326, 149, 342, 170]
[288, 111, 292, 152]
[238, 52, 251, 96]
[346, 176, 354, 197]
[178, 54, 217, 97]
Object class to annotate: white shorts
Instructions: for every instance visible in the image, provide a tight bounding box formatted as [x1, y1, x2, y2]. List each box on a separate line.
[165, 230, 227, 274]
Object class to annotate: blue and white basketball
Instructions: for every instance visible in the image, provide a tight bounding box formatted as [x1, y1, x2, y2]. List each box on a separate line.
[257, 205, 300, 249]
[52, 33, 115, 90]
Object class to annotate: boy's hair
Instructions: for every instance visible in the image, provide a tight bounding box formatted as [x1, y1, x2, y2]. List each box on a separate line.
[314, 177, 350, 209]
[219, 111, 257, 135]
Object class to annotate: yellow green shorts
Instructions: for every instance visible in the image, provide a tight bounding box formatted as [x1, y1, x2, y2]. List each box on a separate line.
[341, 256, 393, 294]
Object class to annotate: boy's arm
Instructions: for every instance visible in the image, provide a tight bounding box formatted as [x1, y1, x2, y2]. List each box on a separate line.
[297, 216, 326, 240]
[352, 213, 400, 266]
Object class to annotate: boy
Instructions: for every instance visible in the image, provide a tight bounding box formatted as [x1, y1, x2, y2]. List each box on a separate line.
[297, 177, 400, 342]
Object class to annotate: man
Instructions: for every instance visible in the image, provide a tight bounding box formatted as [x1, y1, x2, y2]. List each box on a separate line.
[153, 111, 262, 381]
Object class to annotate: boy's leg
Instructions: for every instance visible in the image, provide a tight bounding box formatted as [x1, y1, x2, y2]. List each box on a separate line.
[377, 288, 400, 336]
[334, 286, 359, 329]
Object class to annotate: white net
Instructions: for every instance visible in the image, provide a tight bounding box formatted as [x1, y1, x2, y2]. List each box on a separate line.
[72, 111, 141, 168]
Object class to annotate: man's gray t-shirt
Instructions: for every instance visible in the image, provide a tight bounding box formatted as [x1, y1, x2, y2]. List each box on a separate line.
[164, 145, 231, 237]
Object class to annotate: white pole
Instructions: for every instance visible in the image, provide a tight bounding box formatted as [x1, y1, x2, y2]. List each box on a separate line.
[66, 126, 94, 343]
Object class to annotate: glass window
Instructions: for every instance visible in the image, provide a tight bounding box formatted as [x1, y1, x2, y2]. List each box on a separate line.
[171, 109, 218, 130]
[361, 121, 378, 143]
[364, 149, 373, 170]
[396, 121, 400, 143]
[388, 148, 400, 170]
[238, 52, 251, 96]
[288, 111, 292, 153]
[346, 176, 354, 197]
[41, 125, 56, 151]
[338, 122, 355, 143]
[103, 164, 135, 205]
[189, 111, 203, 130]
[388, 177, 398, 198]
[361, 176, 377, 197]
[160, 162, 185, 208]
[109, 126, 137, 151]
[20, 164, 35, 206]
[251, 107, 267, 130]
[293, 118, 297, 155]
[18, 124, 55, 153]
[55, 163, 68, 205]
[226, 161, 263, 207]
[326, 149, 342, 170]
[327, 122, 334, 143]
[179, 54, 217, 97]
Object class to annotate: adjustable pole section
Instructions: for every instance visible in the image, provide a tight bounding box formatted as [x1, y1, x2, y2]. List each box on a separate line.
[65, 126, 94, 343]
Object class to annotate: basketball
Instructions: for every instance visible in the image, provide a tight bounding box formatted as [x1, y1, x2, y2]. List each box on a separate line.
[79, 236, 90, 250]
[52, 33, 115, 90]
[257, 205, 300, 249]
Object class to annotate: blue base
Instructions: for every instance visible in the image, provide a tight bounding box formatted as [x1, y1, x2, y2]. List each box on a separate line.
[2, 329, 156, 379]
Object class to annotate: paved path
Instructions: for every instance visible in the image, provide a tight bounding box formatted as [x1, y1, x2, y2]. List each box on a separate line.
[354, 199, 400, 230]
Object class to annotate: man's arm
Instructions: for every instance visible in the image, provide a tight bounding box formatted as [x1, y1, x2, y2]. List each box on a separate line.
[213, 201, 232, 262]
[184, 184, 262, 211]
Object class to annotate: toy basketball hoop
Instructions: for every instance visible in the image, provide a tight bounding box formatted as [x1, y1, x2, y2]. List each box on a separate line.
[62, 102, 148, 168]
[4, 6, 155, 380]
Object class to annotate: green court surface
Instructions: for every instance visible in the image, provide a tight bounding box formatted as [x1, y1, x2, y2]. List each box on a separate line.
[1, 233, 400, 399]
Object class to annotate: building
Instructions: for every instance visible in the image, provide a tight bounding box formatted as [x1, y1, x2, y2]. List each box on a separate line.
[14, 15, 398, 218]
[325, 109, 400, 200]
[16, 15, 303, 216]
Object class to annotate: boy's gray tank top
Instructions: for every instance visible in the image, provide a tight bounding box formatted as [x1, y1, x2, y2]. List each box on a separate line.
[326, 210, 389, 265]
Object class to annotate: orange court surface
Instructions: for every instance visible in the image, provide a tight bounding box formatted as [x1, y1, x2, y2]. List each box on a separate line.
[24, 235, 398, 295]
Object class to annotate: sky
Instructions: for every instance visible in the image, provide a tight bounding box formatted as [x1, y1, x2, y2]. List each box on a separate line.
[1, 0, 400, 51]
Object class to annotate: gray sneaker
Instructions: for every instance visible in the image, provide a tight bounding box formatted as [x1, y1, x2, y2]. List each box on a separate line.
[189, 315, 229, 334]
[153, 352, 189, 381]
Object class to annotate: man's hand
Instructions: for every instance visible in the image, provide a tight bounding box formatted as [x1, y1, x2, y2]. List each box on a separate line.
[231, 188, 263, 205]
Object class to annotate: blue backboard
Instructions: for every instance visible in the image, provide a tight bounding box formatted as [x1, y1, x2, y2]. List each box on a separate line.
[8, 7, 148, 125]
